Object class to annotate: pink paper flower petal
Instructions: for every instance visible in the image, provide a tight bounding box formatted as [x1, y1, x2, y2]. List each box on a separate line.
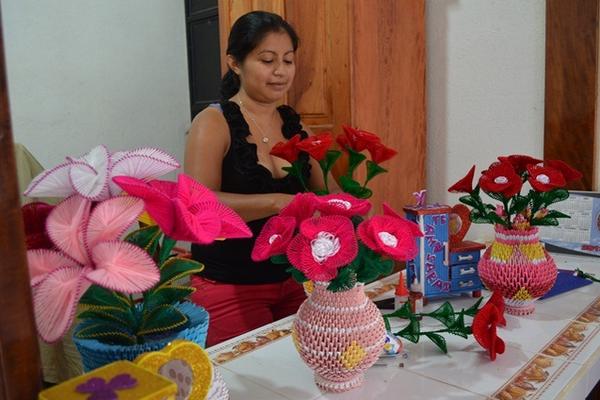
[175, 200, 222, 243]
[88, 241, 159, 293]
[357, 215, 420, 261]
[46, 196, 92, 265]
[176, 174, 219, 205]
[86, 196, 144, 249]
[316, 193, 372, 217]
[112, 176, 175, 235]
[287, 235, 339, 281]
[33, 265, 91, 343]
[27, 249, 80, 287]
[252, 216, 296, 261]
[382, 202, 423, 237]
[189, 201, 252, 239]
[69, 146, 110, 200]
[280, 192, 318, 226]
[24, 162, 75, 198]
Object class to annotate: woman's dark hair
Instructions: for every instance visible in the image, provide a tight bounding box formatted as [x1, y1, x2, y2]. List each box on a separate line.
[220, 11, 299, 100]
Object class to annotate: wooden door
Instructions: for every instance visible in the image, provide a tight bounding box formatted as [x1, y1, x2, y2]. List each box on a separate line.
[217, 0, 426, 214]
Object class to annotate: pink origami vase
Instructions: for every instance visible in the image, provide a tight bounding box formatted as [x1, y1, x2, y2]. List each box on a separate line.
[292, 282, 385, 392]
[478, 226, 557, 316]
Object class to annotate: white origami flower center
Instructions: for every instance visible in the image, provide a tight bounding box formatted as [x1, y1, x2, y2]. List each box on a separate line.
[313, 140, 322, 145]
[311, 231, 341, 263]
[268, 234, 281, 245]
[536, 174, 550, 184]
[494, 176, 508, 184]
[328, 199, 352, 210]
[378, 231, 398, 248]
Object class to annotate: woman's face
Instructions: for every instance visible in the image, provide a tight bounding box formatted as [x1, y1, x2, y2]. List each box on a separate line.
[233, 31, 296, 103]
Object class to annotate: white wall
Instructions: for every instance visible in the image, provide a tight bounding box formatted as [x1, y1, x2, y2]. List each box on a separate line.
[426, 0, 546, 241]
[2, 0, 190, 169]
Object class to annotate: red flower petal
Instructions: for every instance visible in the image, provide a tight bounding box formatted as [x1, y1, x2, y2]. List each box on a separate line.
[545, 160, 583, 182]
[526, 165, 566, 192]
[341, 125, 381, 152]
[472, 302, 506, 361]
[296, 132, 334, 161]
[488, 291, 506, 327]
[367, 142, 398, 164]
[357, 215, 420, 261]
[270, 134, 302, 163]
[316, 193, 372, 217]
[498, 154, 542, 175]
[448, 166, 475, 193]
[252, 216, 296, 261]
[21, 202, 54, 250]
[479, 161, 523, 198]
[280, 192, 319, 226]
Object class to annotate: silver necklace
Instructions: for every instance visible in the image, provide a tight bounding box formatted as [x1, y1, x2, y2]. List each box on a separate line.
[237, 99, 276, 144]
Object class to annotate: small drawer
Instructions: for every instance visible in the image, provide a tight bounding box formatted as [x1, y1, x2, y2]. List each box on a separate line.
[450, 263, 478, 279]
[451, 276, 482, 291]
[450, 250, 481, 265]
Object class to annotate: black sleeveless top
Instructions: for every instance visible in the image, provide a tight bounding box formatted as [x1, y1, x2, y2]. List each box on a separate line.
[191, 101, 311, 284]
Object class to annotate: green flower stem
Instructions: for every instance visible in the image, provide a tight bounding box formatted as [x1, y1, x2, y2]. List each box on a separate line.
[575, 268, 600, 283]
[290, 161, 309, 191]
[502, 197, 512, 229]
[318, 159, 331, 195]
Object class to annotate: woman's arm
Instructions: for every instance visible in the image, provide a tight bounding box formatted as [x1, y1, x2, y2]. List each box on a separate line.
[184, 109, 293, 222]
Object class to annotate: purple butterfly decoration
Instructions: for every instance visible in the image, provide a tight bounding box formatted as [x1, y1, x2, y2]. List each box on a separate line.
[413, 189, 427, 207]
[76, 374, 137, 400]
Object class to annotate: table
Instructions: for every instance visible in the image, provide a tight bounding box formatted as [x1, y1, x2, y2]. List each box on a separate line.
[207, 253, 600, 399]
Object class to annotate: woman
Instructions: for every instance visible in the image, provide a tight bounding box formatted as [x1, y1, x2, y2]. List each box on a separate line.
[184, 11, 328, 346]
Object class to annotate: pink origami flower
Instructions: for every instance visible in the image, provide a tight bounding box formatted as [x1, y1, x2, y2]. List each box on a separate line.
[287, 215, 357, 281]
[251, 216, 296, 261]
[357, 215, 421, 261]
[113, 174, 252, 243]
[24, 145, 179, 201]
[27, 195, 159, 343]
[315, 193, 372, 217]
[279, 192, 319, 226]
[382, 202, 424, 237]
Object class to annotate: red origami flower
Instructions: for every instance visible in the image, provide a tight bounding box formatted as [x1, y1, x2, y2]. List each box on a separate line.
[279, 192, 319, 226]
[472, 300, 506, 361]
[526, 165, 566, 192]
[357, 215, 422, 261]
[497, 154, 542, 175]
[296, 132, 333, 161]
[382, 202, 424, 237]
[316, 193, 372, 217]
[339, 125, 381, 152]
[479, 161, 523, 198]
[286, 215, 358, 281]
[270, 134, 302, 163]
[251, 216, 296, 261]
[367, 141, 398, 164]
[113, 174, 252, 243]
[487, 291, 506, 327]
[448, 166, 476, 193]
[545, 160, 583, 182]
[21, 202, 54, 250]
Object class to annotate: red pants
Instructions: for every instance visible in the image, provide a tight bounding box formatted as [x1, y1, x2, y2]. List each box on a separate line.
[190, 276, 306, 347]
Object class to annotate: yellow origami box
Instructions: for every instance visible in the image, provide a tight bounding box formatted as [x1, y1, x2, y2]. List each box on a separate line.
[39, 360, 177, 400]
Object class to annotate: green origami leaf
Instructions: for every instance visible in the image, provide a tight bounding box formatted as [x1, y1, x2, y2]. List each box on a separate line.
[470, 209, 491, 224]
[75, 322, 137, 345]
[271, 254, 290, 265]
[509, 195, 530, 215]
[427, 302, 456, 327]
[447, 313, 469, 339]
[158, 257, 204, 287]
[159, 236, 177, 265]
[424, 332, 447, 353]
[327, 267, 357, 292]
[319, 150, 342, 175]
[286, 267, 308, 284]
[384, 302, 412, 320]
[485, 191, 505, 202]
[542, 189, 569, 206]
[77, 308, 136, 330]
[365, 160, 388, 183]
[463, 297, 484, 317]
[138, 305, 188, 337]
[396, 318, 420, 343]
[458, 195, 480, 209]
[79, 285, 131, 311]
[486, 212, 509, 227]
[530, 217, 559, 226]
[544, 210, 570, 219]
[144, 286, 195, 313]
[125, 225, 162, 255]
[347, 148, 367, 176]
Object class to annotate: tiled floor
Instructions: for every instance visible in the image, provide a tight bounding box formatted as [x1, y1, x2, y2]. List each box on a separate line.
[210, 253, 600, 399]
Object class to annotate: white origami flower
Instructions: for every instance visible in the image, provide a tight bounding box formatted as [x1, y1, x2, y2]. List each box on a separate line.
[24, 145, 179, 201]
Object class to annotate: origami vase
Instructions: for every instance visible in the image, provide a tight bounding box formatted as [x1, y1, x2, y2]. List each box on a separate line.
[478, 226, 557, 316]
[73, 302, 209, 371]
[292, 282, 385, 392]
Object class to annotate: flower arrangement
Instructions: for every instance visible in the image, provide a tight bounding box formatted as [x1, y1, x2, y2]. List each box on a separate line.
[448, 155, 582, 230]
[253, 126, 421, 291]
[23, 146, 251, 345]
